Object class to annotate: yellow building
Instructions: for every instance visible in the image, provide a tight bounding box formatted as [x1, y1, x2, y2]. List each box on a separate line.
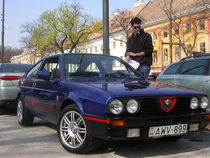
[138, 0, 210, 72]
[81, 0, 210, 73]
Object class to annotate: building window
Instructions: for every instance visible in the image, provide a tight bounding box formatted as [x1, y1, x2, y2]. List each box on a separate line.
[164, 48, 168, 61]
[120, 41, 123, 47]
[175, 46, 180, 60]
[113, 41, 116, 49]
[174, 27, 179, 35]
[153, 50, 158, 63]
[199, 19, 205, 30]
[120, 56, 124, 66]
[200, 42, 206, 52]
[153, 32, 157, 40]
[95, 46, 98, 53]
[186, 23, 191, 33]
[163, 29, 168, 38]
[186, 44, 192, 54]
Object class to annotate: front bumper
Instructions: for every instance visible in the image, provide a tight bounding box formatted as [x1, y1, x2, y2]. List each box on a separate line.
[85, 112, 210, 141]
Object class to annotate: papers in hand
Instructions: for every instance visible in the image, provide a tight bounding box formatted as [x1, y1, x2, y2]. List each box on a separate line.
[126, 59, 140, 69]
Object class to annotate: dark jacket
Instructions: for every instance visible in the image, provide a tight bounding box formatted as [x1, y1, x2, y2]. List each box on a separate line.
[126, 29, 153, 66]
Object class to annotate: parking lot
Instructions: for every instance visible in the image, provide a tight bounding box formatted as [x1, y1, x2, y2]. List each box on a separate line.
[1, 108, 210, 158]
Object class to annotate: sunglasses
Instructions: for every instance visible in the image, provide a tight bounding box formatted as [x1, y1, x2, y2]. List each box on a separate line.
[133, 26, 140, 29]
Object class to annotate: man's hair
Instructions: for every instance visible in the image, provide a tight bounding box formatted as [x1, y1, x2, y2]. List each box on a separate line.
[130, 17, 142, 26]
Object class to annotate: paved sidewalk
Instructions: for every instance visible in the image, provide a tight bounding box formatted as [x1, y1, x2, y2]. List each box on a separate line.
[184, 123, 210, 141]
[1, 107, 210, 158]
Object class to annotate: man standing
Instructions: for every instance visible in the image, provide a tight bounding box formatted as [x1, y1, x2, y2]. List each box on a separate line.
[125, 17, 153, 79]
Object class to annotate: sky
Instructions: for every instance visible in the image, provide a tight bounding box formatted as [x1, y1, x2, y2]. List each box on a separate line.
[0, 0, 149, 49]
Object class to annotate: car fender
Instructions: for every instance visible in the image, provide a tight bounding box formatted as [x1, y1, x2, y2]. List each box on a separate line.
[61, 92, 85, 115]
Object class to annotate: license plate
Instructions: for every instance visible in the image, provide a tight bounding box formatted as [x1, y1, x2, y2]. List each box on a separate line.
[149, 124, 188, 138]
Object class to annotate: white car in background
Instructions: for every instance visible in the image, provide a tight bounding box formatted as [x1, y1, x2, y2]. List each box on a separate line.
[0, 63, 32, 109]
[157, 53, 210, 108]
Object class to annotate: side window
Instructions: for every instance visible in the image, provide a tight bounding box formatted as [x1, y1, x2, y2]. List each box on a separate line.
[85, 63, 100, 73]
[26, 61, 43, 78]
[208, 61, 210, 75]
[163, 62, 182, 74]
[64, 55, 81, 76]
[180, 59, 207, 75]
[41, 57, 60, 79]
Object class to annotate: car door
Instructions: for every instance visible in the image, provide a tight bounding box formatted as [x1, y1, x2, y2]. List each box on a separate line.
[22, 61, 43, 110]
[31, 57, 61, 123]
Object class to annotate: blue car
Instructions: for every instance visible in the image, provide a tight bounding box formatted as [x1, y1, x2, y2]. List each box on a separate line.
[17, 53, 210, 154]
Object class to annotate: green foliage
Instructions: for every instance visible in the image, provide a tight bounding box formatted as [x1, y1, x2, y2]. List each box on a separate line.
[21, 1, 102, 56]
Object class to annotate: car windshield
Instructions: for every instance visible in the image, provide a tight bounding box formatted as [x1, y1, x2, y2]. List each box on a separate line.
[64, 54, 142, 79]
[0, 64, 32, 73]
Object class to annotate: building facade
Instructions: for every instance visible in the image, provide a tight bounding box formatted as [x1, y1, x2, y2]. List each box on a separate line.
[80, 0, 210, 73]
[10, 50, 41, 64]
[11, 0, 210, 74]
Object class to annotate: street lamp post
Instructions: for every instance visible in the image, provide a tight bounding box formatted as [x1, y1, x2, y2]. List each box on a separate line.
[1, 0, 5, 63]
[103, 0, 110, 55]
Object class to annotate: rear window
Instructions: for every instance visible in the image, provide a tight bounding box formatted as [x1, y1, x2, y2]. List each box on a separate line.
[0, 64, 32, 73]
[179, 59, 207, 75]
[163, 62, 182, 74]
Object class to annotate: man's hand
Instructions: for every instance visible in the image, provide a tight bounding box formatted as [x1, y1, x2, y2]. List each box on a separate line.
[125, 55, 131, 61]
[126, 52, 136, 57]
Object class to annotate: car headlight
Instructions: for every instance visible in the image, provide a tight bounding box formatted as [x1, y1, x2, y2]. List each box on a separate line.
[109, 99, 124, 115]
[201, 96, 208, 109]
[126, 99, 139, 114]
[190, 97, 199, 110]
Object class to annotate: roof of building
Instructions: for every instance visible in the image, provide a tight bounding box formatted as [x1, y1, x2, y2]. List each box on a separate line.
[91, 0, 209, 40]
[139, 0, 209, 26]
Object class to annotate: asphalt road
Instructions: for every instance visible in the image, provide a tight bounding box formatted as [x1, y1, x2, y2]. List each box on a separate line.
[0, 108, 210, 158]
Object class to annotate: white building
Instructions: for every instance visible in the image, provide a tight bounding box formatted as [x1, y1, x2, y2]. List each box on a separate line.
[79, 1, 147, 61]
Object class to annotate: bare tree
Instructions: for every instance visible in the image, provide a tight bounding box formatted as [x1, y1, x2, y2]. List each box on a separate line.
[20, 23, 39, 64]
[0, 46, 22, 63]
[158, 0, 210, 59]
[20, 22, 52, 61]
[110, 9, 133, 44]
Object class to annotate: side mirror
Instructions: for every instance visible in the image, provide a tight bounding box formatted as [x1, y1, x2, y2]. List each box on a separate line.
[37, 70, 51, 81]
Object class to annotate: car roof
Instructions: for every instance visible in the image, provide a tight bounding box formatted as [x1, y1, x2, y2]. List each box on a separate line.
[43, 53, 118, 60]
[180, 51, 210, 61]
[167, 56, 209, 67]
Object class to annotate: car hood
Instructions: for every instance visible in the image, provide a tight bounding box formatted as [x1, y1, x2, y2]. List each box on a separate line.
[72, 77, 205, 98]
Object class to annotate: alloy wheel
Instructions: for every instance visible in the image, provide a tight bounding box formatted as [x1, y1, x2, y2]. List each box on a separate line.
[60, 111, 87, 149]
[17, 99, 23, 123]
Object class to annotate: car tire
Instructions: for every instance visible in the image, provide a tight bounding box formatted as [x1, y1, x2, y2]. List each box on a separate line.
[17, 97, 34, 126]
[57, 105, 101, 154]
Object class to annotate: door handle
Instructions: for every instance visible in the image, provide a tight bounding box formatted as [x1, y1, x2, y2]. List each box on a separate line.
[32, 82, 36, 87]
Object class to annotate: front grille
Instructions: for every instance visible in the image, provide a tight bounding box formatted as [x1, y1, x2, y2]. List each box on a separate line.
[139, 96, 193, 116]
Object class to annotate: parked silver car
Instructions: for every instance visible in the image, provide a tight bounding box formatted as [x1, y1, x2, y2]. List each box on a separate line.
[157, 54, 210, 108]
[0, 63, 32, 108]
